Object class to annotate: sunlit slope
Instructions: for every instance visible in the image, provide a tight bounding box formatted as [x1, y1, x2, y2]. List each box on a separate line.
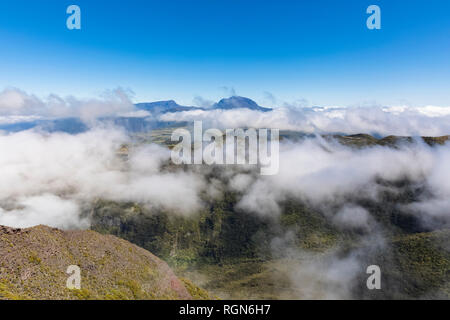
[0, 225, 208, 300]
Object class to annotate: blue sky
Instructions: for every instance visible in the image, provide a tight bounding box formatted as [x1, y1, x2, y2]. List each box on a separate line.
[0, 0, 449, 107]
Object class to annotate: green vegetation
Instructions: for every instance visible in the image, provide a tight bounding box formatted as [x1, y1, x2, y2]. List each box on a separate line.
[324, 134, 450, 148]
[0, 225, 206, 300]
[90, 182, 450, 299]
[89, 127, 450, 299]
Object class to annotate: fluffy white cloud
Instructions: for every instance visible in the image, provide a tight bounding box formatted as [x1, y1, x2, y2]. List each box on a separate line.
[0, 128, 205, 228]
[0, 194, 86, 229]
[0, 87, 136, 122]
[160, 105, 450, 136]
[0, 88, 44, 115]
[235, 137, 447, 226]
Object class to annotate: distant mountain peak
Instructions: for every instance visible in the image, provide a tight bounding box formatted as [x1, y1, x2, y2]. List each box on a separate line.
[212, 96, 271, 112]
[135, 96, 272, 114]
[135, 100, 199, 113]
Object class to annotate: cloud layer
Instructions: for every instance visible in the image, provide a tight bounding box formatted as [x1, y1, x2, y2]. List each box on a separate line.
[0, 87, 135, 124]
[161, 105, 450, 136]
[2, 87, 450, 137]
[0, 128, 204, 228]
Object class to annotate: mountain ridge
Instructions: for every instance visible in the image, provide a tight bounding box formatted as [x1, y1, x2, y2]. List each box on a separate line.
[135, 96, 272, 113]
[0, 224, 208, 300]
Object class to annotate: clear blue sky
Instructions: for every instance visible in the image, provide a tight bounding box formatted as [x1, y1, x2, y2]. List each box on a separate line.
[0, 0, 449, 107]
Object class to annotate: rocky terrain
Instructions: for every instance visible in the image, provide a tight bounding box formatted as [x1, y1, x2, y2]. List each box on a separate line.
[0, 225, 208, 300]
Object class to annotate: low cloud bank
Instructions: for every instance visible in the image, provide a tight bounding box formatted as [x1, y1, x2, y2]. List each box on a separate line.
[0, 87, 136, 124]
[1, 87, 450, 137]
[161, 105, 450, 136]
[0, 124, 448, 231]
[234, 138, 448, 224]
[0, 128, 204, 228]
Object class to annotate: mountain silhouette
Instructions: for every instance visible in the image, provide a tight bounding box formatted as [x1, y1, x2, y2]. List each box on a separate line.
[135, 96, 271, 113]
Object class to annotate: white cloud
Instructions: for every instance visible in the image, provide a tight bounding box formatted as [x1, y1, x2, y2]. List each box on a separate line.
[0, 87, 136, 122]
[0, 128, 205, 228]
[235, 138, 445, 223]
[332, 205, 372, 230]
[0, 194, 86, 229]
[160, 105, 450, 136]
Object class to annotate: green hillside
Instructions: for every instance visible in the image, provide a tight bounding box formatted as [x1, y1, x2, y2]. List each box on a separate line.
[0, 225, 209, 300]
